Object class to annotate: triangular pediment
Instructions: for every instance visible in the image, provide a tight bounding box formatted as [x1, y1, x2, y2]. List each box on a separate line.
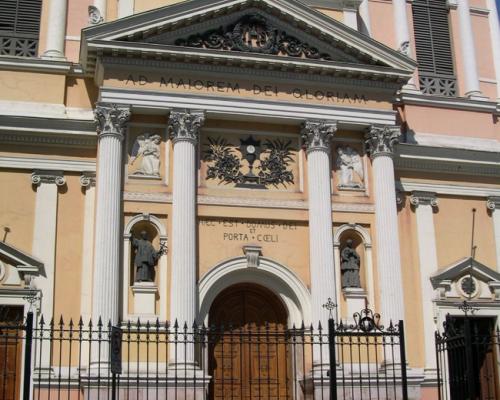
[81, 0, 416, 82]
[0, 242, 44, 287]
[431, 257, 500, 287]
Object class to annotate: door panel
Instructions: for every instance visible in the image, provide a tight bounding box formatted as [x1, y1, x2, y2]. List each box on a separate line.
[0, 306, 24, 400]
[209, 284, 289, 400]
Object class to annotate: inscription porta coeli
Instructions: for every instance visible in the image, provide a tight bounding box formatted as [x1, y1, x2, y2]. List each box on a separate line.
[199, 218, 298, 244]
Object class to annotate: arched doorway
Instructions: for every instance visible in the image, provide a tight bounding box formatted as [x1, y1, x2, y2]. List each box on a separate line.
[208, 283, 290, 399]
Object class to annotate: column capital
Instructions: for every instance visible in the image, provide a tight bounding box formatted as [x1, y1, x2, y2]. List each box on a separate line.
[300, 120, 337, 153]
[31, 170, 66, 186]
[487, 196, 500, 211]
[80, 171, 96, 188]
[365, 125, 401, 159]
[94, 103, 131, 140]
[168, 110, 206, 144]
[410, 191, 438, 208]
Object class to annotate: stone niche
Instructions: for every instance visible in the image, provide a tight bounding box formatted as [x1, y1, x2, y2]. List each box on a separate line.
[127, 218, 163, 320]
[337, 228, 370, 322]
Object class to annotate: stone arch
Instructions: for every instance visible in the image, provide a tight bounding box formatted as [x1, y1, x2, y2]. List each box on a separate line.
[199, 256, 311, 327]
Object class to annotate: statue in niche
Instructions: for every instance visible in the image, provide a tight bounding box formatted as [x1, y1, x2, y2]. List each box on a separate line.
[130, 134, 162, 177]
[340, 239, 361, 289]
[336, 146, 364, 189]
[130, 231, 166, 283]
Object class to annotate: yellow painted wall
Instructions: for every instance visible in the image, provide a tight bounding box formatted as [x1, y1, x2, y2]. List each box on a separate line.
[0, 71, 66, 104]
[434, 196, 496, 269]
[0, 169, 37, 252]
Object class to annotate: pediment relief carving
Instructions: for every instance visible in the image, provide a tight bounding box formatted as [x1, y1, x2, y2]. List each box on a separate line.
[126, 11, 376, 66]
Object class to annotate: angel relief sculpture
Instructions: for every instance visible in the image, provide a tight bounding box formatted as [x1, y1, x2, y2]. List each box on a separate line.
[336, 146, 364, 189]
[129, 134, 162, 177]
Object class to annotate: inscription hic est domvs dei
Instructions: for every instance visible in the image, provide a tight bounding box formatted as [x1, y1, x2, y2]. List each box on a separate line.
[124, 74, 368, 105]
[199, 218, 298, 243]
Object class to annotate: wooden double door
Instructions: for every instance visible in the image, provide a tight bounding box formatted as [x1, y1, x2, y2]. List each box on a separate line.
[208, 284, 290, 400]
[0, 306, 24, 400]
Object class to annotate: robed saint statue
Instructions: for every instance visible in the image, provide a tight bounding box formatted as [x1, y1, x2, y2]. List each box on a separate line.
[130, 230, 165, 282]
[340, 239, 361, 288]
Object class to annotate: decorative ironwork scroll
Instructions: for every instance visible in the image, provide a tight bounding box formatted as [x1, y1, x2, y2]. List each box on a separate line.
[203, 135, 295, 189]
[175, 14, 334, 61]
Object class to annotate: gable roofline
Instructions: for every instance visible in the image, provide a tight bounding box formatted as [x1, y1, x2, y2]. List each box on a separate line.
[0, 241, 44, 270]
[431, 257, 500, 287]
[80, 0, 416, 77]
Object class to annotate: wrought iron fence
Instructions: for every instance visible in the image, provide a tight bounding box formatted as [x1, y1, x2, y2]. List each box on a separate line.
[435, 313, 500, 400]
[1, 309, 408, 400]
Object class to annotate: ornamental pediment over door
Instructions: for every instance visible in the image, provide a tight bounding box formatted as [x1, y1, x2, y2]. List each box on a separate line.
[431, 257, 500, 301]
[80, 0, 416, 83]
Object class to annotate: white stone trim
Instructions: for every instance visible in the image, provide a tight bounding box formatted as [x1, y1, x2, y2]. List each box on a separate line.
[100, 87, 397, 126]
[198, 256, 312, 327]
[123, 191, 376, 213]
[123, 214, 168, 322]
[0, 156, 96, 172]
[0, 57, 72, 74]
[333, 224, 375, 315]
[486, 0, 500, 100]
[398, 181, 500, 198]
[407, 132, 500, 153]
[396, 92, 498, 113]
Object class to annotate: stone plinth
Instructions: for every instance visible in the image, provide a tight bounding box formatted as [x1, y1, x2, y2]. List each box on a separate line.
[343, 287, 367, 322]
[132, 282, 157, 316]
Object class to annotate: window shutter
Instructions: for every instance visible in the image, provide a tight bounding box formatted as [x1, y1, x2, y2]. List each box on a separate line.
[412, 0, 456, 95]
[0, 0, 42, 57]
[412, 0, 454, 75]
[0, 0, 42, 35]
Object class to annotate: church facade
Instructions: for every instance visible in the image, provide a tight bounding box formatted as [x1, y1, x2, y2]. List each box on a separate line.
[0, 0, 499, 398]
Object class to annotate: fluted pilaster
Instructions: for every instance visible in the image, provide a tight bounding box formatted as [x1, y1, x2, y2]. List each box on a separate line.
[92, 104, 130, 327]
[301, 121, 337, 341]
[410, 191, 439, 375]
[487, 197, 500, 271]
[365, 126, 405, 324]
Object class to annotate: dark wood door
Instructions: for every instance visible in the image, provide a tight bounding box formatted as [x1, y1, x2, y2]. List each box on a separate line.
[209, 284, 289, 400]
[0, 306, 24, 400]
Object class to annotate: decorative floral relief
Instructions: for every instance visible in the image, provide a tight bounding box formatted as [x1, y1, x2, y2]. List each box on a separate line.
[175, 14, 336, 62]
[203, 135, 295, 189]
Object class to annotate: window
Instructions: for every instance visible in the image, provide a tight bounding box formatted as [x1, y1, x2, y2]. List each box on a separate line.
[412, 0, 457, 96]
[0, 0, 43, 57]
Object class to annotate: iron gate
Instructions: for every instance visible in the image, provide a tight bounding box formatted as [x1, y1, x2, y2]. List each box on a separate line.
[1, 308, 408, 400]
[435, 314, 500, 400]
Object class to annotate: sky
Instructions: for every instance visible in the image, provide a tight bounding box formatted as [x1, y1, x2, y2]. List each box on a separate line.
[497, 0, 500, 19]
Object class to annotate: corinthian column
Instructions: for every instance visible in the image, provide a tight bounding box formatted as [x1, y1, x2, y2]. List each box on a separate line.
[92, 104, 130, 325]
[301, 121, 337, 334]
[365, 126, 405, 323]
[168, 110, 205, 340]
[487, 197, 500, 271]
[410, 191, 438, 376]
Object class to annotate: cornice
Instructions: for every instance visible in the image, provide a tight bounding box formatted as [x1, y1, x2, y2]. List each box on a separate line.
[123, 191, 375, 213]
[395, 143, 500, 177]
[0, 56, 72, 74]
[0, 156, 96, 172]
[395, 92, 499, 114]
[397, 181, 500, 198]
[0, 114, 96, 148]
[90, 40, 411, 84]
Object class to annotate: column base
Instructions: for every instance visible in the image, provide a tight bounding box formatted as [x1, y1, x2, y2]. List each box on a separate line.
[41, 50, 67, 61]
[465, 90, 489, 101]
